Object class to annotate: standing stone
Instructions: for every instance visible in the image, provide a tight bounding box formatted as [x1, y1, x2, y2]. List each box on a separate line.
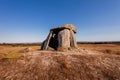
[41, 31, 53, 50]
[58, 29, 70, 50]
[70, 29, 77, 48]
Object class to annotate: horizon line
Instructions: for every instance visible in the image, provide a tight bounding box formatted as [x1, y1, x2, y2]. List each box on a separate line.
[0, 41, 120, 44]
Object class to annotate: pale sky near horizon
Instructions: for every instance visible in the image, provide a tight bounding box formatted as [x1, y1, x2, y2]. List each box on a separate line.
[0, 0, 120, 43]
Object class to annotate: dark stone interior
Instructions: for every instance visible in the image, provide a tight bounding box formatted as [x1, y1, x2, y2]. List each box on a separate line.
[49, 29, 63, 50]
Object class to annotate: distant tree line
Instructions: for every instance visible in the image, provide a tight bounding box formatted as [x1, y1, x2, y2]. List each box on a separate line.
[0, 41, 120, 46]
[77, 41, 120, 44]
[0, 42, 41, 46]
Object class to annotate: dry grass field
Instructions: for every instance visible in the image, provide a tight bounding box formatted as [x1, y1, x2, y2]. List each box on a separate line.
[0, 44, 120, 80]
[0, 45, 39, 60]
[78, 44, 120, 55]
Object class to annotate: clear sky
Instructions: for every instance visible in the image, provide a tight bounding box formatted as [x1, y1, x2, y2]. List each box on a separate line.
[0, 0, 120, 43]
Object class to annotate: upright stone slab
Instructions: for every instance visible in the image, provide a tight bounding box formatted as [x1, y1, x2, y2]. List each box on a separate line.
[70, 29, 77, 48]
[58, 29, 70, 49]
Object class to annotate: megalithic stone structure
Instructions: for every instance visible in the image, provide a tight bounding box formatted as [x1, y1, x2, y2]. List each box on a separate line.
[41, 24, 77, 51]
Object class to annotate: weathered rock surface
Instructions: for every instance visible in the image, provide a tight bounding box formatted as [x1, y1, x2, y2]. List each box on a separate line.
[58, 29, 70, 50]
[64, 24, 77, 33]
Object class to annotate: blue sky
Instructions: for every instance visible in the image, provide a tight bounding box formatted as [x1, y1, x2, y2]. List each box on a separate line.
[0, 0, 120, 43]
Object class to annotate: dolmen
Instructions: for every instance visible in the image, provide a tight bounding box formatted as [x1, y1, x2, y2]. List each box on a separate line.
[41, 24, 77, 51]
